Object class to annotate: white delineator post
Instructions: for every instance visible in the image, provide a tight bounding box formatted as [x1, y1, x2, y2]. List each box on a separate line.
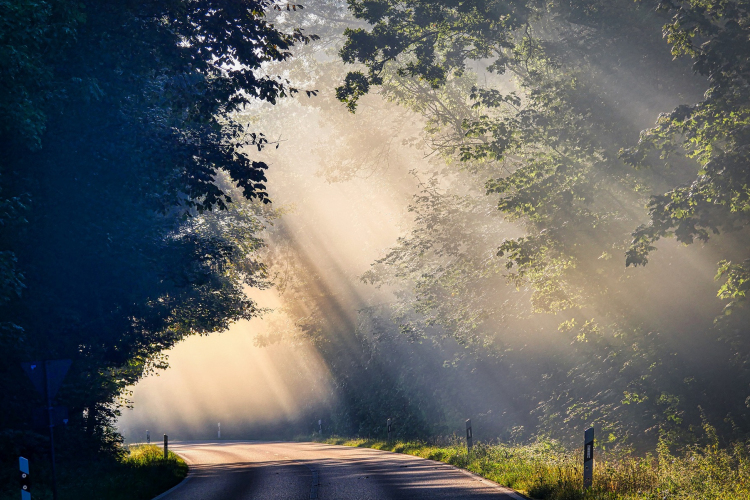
[20, 456, 30, 500]
[164, 434, 168, 460]
[218, 423, 221, 439]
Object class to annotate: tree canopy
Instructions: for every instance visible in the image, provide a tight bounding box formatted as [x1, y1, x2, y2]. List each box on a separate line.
[306, 0, 750, 447]
[0, 0, 314, 457]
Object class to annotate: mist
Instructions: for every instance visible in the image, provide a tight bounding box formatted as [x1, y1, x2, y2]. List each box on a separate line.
[117, 0, 750, 452]
[6, 2, 750, 499]
[118, 75, 426, 440]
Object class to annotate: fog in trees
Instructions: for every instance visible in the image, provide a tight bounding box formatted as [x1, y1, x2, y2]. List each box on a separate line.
[3, 2, 750, 492]
[118, 0, 750, 453]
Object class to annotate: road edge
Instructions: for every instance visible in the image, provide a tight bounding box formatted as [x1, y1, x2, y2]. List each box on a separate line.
[441, 460, 529, 500]
[151, 457, 193, 500]
[319, 442, 532, 500]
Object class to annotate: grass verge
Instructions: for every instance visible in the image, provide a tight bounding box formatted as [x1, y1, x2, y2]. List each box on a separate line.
[99, 444, 189, 499]
[0, 442, 188, 500]
[319, 437, 750, 500]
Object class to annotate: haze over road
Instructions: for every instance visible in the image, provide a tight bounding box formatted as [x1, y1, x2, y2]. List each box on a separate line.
[156, 441, 525, 500]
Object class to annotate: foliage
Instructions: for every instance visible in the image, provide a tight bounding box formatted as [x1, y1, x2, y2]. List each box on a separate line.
[209, 0, 750, 453]
[340, 0, 750, 317]
[336, 0, 532, 111]
[0, 0, 311, 493]
[321, 0, 750, 450]
[620, 1, 750, 320]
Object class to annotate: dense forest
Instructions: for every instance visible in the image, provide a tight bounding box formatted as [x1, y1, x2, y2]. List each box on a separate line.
[2, 0, 750, 495]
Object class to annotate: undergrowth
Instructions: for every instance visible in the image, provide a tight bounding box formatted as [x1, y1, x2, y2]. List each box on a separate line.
[0, 442, 187, 500]
[320, 436, 750, 500]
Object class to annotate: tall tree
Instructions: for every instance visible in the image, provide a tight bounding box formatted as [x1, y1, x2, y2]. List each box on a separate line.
[0, 0, 315, 454]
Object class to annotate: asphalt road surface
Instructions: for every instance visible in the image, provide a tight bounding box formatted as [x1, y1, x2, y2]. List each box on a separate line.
[154, 441, 526, 500]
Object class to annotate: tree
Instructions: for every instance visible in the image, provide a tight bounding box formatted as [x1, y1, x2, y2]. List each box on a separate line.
[622, 1, 750, 301]
[0, 0, 315, 463]
[332, 0, 750, 446]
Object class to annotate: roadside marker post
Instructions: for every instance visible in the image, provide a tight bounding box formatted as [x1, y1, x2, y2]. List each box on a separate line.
[583, 427, 594, 489]
[318, 419, 322, 435]
[21, 359, 71, 500]
[387, 418, 392, 442]
[20, 457, 30, 500]
[147, 430, 150, 444]
[164, 434, 168, 460]
[466, 419, 473, 454]
[218, 423, 221, 439]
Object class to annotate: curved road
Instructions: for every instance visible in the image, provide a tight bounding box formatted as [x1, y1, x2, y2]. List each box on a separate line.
[155, 441, 526, 500]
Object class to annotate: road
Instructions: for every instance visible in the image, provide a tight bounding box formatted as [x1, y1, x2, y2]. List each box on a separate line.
[155, 441, 526, 500]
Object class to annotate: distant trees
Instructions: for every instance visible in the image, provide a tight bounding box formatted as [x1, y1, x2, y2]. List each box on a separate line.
[0, 0, 313, 453]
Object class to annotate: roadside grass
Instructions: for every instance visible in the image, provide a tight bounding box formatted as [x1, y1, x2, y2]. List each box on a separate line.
[319, 436, 750, 500]
[0, 442, 187, 500]
[101, 444, 189, 499]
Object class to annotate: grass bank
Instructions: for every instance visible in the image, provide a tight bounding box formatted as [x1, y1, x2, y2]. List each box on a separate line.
[98, 444, 189, 499]
[0, 442, 187, 500]
[320, 437, 750, 500]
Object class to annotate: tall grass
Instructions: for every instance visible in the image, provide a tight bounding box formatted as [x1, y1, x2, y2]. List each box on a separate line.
[108, 444, 189, 498]
[61, 444, 188, 500]
[322, 436, 750, 500]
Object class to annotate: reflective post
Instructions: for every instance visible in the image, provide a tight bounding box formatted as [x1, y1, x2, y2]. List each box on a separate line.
[387, 418, 392, 442]
[466, 419, 473, 453]
[164, 434, 168, 460]
[20, 457, 30, 500]
[583, 427, 594, 489]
